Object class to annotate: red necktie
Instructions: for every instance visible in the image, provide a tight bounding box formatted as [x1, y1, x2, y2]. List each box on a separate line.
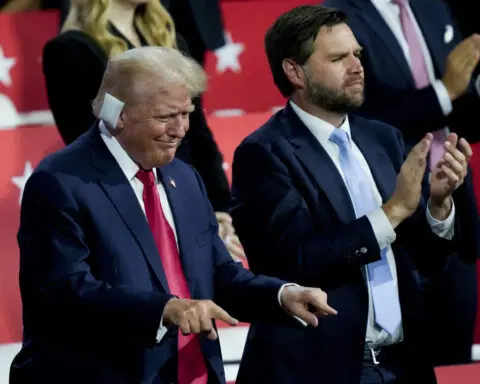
[136, 170, 208, 384]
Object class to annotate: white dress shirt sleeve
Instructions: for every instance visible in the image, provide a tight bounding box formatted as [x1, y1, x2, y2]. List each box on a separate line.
[156, 315, 169, 343]
[426, 197, 455, 240]
[367, 208, 397, 250]
[433, 80, 453, 116]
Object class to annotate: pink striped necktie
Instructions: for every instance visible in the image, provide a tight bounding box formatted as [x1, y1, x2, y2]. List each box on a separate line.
[393, 0, 446, 170]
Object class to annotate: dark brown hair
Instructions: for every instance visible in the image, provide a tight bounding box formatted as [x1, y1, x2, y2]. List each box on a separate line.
[265, 5, 346, 97]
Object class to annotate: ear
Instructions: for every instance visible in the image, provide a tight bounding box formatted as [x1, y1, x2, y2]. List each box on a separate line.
[115, 110, 127, 131]
[282, 58, 306, 90]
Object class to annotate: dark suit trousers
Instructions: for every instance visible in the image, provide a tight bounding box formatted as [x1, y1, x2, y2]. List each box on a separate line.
[423, 255, 478, 365]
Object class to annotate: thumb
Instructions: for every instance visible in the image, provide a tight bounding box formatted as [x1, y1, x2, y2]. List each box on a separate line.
[206, 328, 218, 341]
[290, 304, 319, 327]
[210, 304, 239, 326]
[416, 133, 432, 158]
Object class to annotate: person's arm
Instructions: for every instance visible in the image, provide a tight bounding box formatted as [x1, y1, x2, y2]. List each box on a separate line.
[42, 34, 104, 144]
[18, 171, 174, 347]
[230, 141, 383, 287]
[230, 135, 458, 285]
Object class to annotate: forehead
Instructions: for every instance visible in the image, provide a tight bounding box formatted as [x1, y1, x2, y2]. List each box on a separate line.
[147, 85, 193, 112]
[313, 23, 360, 53]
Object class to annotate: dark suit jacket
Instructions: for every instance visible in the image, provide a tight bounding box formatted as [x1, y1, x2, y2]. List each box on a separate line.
[230, 104, 460, 384]
[10, 126, 288, 384]
[42, 28, 231, 212]
[444, 0, 480, 38]
[323, 0, 480, 264]
[162, 0, 226, 52]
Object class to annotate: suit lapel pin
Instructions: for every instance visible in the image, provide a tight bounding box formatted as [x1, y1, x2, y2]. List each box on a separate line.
[169, 177, 176, 188]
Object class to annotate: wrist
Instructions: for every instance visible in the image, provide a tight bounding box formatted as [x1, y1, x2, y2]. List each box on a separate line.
[428, 197, 452, 220]
[382, 200, 410, 229]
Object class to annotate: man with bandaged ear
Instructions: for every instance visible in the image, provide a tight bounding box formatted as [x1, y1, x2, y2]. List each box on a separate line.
[9, 46, 337, 384]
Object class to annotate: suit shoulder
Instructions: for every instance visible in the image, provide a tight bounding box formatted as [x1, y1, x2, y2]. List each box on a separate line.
[34, 138, 91, 176]
[237, 111, 285, 150]
[350, 115, 403, 142]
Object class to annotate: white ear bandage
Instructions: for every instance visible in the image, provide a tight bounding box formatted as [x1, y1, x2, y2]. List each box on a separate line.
[99, 93, 125, 130]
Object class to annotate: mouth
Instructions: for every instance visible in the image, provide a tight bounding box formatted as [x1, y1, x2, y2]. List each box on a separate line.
[154, 139, 181, 148]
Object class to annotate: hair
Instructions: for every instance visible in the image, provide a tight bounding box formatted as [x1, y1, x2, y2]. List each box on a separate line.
[62, 0, 176, 57]
[92, 46, 207, 116]
[264, 5, 347, 97]
[0, 0, 41, 12]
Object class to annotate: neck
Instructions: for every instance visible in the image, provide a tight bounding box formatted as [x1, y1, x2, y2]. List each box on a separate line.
[108, 1, 137, 32]
[291, 94, 346, 128]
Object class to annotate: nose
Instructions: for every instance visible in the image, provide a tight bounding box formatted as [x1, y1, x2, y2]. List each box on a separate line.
[346, 54, 363, 74]
[167, 115, 187, 138]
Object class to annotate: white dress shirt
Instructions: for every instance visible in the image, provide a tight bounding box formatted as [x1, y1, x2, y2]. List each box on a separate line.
[290, 101, 455, 346]
[370, 0, 453, 116]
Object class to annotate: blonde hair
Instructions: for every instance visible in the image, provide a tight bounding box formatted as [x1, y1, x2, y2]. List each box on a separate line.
[62, 0, 176, 57]
[0, 0, 41, 12]
[92, 46, 207, 117]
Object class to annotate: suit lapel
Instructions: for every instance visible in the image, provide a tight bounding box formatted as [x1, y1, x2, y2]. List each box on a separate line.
[282, 106, 355, 222]
[157, 166, 198, 297]
[351, 0, 414, 84]
[350, 123, 396, 202]
[88, 127, 169, 292]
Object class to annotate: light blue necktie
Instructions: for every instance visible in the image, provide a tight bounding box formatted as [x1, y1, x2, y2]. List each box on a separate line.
[329, 129, 402, 336]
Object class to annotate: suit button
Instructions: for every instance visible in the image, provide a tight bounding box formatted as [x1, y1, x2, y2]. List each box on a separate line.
[360, 247, 368, 254]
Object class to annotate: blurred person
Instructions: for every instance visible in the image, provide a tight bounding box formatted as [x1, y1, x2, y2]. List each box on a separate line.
[42, 0, 245, 261]
[161, 0, 226, 67]
[230, 5, 471, 384]
[444, 0, 480, 38]
[9, 46, 337, 384]
[324, 0, 480, 365]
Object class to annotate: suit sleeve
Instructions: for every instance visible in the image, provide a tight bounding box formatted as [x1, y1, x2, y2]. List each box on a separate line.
[230, 142, 382, 286]
[42, 36, 102, 145]
[191, 169, 289, 323]
[231, 137, 459, 286]
[18, 171, 174, 347]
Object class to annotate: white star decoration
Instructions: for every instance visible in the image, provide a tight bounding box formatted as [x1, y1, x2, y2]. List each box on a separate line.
[0, 46, 16, 87]
[214, 32, 245, 74]
[11, 161, 33, 204]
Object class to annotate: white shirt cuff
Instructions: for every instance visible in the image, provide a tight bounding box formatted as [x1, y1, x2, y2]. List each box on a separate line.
[426, 197, 455, 240]
[474, 74, 480, 97]
[433, 80, 453, 116]
[277, 283, 308, 327]
[156, 315, 169, 343]
[367, 208, 397, 250]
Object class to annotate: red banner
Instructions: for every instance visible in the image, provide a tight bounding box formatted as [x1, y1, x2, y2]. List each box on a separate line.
[0, 2, 480, 369]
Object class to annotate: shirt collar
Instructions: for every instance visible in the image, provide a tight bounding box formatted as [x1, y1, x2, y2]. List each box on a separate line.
[99, 120, 158, 183]
[289, 100, 352, 146]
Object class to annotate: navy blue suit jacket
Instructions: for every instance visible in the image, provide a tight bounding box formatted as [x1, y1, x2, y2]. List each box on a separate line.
[10, 126, 287, 384]
[323, 0, 480, 263]
[230, 105, 460, 383]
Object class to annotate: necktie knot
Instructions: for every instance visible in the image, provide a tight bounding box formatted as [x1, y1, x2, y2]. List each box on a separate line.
[136, 169, 155, 186]
[329, 129, 350, 149]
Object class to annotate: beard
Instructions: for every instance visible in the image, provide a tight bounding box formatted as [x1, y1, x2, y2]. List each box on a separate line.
[304, 73, 364, 114]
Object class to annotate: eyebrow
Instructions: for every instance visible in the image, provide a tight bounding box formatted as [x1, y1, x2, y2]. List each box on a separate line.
[328, 46, 364, 57]
[153, 105, 196, 118]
